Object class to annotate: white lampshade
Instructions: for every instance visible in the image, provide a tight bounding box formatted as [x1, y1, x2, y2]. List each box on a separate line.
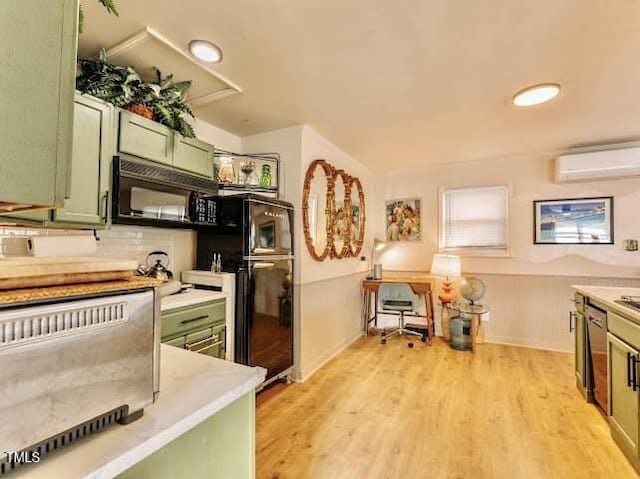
[430, 254, 461, 278]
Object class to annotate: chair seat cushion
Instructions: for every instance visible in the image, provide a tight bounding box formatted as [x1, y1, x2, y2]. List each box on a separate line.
[382, 300, 414, 311]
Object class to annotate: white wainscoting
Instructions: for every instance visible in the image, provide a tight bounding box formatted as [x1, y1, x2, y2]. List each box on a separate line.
[463, 273, 640, 352]
[295, 272, 366, 381]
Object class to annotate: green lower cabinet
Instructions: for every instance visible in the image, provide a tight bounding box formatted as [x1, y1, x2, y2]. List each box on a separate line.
[608, 332, 640, 469]
[575, 311, 588, 396]
[162, 300, 227, 360]
[117, 391, 256, 479]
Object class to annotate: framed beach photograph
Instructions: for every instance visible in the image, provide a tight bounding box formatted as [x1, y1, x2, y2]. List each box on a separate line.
[385, 199, 422, 241]
[533, 197, 614, 244]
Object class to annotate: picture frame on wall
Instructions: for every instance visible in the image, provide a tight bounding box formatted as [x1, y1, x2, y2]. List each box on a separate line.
[533, 197, 614, 244]
[385, 198, 422, 241]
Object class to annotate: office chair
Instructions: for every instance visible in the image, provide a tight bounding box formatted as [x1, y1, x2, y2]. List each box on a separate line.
[378, 283, 426, 348]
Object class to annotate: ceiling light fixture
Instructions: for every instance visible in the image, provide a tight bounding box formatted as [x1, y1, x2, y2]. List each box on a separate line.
[512, 83, 561, 107]
[189, 40, 222, 63]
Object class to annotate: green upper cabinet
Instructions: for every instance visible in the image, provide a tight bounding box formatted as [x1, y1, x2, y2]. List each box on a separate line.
[173, 135, 214, 178]
[0, 0, 78, 210]
[119, 110, 214, 178]
[53, 93, 115, 226]
[608, 332, 640, 467]
[119, 110, 174, 166]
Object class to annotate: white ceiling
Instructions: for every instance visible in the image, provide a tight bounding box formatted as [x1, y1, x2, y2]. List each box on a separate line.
[79, 0, 640, 171]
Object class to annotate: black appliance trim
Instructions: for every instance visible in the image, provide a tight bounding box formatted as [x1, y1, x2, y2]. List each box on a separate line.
[115, 156, 219, 195]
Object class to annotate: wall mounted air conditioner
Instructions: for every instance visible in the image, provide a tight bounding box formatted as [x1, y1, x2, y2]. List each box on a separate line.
[555, 144, 640, 183]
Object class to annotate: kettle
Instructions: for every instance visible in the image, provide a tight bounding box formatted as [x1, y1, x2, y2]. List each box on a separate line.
[145, 251, 174, 281]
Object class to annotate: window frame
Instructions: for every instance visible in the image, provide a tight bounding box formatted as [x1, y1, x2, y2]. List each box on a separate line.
[438, 184, 510, 257]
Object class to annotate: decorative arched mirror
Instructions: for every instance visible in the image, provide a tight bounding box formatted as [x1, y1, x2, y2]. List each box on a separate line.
[348, 176, 366, 257]
[302, 159, 335, 261]
[330, 169, 352, 259]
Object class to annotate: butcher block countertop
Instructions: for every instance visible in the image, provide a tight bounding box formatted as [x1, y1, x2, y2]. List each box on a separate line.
[0, 257, 138, 277]
[0, 277, 164, 308]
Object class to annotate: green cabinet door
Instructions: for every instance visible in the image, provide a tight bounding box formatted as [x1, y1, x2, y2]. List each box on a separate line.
[119, 110, 174, 165]
[575, 311, 586, 391]
[53, 94, 115, 226]
[0, 0, 78, 209]
[173, 134, 214, 178]
[608, 332, 640, 466]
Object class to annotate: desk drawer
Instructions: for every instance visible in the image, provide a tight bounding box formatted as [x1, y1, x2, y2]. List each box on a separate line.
[162, 300, 225, 339]
[608, 310, 640, 351]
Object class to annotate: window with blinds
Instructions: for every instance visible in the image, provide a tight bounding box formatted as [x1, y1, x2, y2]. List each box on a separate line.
[440, 185, 508, 251]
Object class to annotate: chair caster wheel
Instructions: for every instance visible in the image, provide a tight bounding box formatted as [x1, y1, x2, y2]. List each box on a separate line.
[421, 335, 427, 342]
[381, 339, 386, 345]
[408, 342, 414, 348]
[381, 330, 386, 337]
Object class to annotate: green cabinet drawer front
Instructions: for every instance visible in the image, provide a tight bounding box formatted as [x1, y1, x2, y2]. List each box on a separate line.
[608, 333, 640, 462]
[162, 300, 225, 339]
[119, 110, 173, 165]
[609, 311, 640, 351]
[173, 135, 214, 178]
[0, 0, 78, 208]
[53, 94, 114, 225]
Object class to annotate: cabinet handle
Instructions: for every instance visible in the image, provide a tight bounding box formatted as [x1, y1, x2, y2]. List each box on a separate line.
[633, 355, 639, 392]
[569, 311, 575, 332]
[628, 352, 633, 388]
[101, 191, 109, 221]
[180, 315, 209, 325]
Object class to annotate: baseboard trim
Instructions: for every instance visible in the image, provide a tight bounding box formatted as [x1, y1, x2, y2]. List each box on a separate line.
[484, 336, 572, 354]
[294, 331, 362, 383]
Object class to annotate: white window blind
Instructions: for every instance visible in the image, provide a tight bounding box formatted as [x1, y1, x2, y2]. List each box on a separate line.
[441, 185, 508, 250]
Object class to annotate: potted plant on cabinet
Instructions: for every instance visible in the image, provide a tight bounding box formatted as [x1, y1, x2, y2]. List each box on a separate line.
[76, 51, 196, 138]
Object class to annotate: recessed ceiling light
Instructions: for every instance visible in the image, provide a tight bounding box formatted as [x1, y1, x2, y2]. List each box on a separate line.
[513, 83, 561, 107]
[189, 40, 222, 63]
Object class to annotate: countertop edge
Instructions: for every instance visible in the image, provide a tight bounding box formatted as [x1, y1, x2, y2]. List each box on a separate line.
[572, 285, 640, 323]
[88, 367, 266, 479]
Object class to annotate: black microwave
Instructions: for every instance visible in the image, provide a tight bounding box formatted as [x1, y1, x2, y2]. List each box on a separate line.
[112, 156, 219, 228]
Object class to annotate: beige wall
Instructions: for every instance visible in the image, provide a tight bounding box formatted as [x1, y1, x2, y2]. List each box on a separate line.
[371, 154, 640, 276]
[371, 153, 640, 350]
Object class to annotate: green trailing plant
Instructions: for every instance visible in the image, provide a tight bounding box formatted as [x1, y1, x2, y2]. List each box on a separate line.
[79, 0, 119, 34]
[76, 51, 196, 138]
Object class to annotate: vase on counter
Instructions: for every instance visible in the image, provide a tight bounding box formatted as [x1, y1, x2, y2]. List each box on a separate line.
[259, 164, 272, 187]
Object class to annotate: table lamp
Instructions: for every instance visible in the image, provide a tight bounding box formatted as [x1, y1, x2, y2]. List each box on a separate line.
[430, 254, 461, 304]
[369, 238, 386, 279]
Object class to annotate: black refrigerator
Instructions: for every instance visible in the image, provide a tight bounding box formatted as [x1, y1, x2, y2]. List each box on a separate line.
[197, 194, 294, 383]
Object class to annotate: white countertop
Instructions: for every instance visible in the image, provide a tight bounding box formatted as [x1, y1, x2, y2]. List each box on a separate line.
[160, 289, 227, 312]
[572, 285, 640, 322]
[14, 345, 266, 479]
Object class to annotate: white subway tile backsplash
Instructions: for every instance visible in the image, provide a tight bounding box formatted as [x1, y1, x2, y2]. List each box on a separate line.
[0, 225, 196, 277]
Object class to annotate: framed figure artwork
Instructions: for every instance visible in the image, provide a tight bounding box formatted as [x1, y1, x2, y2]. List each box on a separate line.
[385, 199, 421, 241]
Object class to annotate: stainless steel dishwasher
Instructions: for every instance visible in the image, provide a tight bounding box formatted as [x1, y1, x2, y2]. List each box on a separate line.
[586, 303, 608, 413]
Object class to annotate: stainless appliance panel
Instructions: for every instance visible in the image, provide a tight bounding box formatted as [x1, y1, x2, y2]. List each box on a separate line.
[586, 304, 608, 412]
[0, 290, 158, 454]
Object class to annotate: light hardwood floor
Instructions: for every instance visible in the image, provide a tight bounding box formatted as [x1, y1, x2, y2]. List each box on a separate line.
[256, 337, 639, 479]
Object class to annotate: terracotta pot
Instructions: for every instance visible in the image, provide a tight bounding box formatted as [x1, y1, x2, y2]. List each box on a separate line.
[126, 103, 155, 121]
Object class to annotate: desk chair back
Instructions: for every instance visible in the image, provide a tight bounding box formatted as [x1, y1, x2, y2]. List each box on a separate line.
[378, 283, 418, 313]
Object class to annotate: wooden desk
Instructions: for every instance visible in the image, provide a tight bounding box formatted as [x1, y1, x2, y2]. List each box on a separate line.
[361, 276, 435, 344]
